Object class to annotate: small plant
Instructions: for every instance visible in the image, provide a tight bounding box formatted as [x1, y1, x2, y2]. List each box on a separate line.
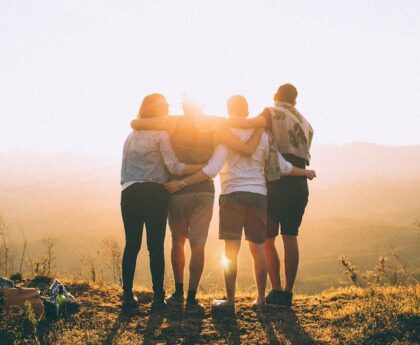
[339, 254, 417, 287]
[0, 213, 12, 277]
[102, 236, 122, 285]
[25, 234, 57, 278]
[338, 256, 364, 287]
[81, 252, 100, 283]
[42, 234, 56, 276]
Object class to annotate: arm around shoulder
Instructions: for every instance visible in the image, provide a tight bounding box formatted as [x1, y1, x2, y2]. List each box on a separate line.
[289, 167, 317, 180]
[276, 153, 317, 179]
[131, 116, 176, 131]
[227, 114, 267, 129]
[216, 127, 264, 157]
[164, 145, 228, 193]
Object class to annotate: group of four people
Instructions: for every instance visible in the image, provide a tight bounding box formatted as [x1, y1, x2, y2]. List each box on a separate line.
[120, 83, 315, 314]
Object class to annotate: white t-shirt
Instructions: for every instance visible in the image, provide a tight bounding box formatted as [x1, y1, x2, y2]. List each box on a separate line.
[202, 129, 293, 195]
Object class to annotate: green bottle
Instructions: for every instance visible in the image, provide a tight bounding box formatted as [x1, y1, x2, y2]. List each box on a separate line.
[56, 285, 67, 317]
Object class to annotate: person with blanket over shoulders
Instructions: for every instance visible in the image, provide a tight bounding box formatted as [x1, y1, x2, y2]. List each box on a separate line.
[227, 84, 314, 308]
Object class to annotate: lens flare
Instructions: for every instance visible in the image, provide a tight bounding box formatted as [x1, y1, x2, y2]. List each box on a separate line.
[221, 255, 230, 269]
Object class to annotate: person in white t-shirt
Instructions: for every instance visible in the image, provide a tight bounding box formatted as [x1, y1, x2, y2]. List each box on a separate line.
[165, 95, 316, 314]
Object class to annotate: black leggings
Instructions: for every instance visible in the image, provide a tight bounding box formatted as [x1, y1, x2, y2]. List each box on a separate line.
[121, 183, 168, 294]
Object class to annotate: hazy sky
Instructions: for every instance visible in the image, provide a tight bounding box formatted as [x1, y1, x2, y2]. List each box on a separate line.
[1, 1, 419, 155]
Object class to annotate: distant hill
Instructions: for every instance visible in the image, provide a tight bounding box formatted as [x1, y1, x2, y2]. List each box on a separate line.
[311, 142, 420, 184]
[2, 142, 420, 182]
[0, 143, 419, 293]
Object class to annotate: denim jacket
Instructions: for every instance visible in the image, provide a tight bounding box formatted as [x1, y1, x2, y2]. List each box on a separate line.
[121, 130, 185, 186]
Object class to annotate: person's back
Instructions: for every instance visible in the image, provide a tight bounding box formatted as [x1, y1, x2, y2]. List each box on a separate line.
[121, 130, 185, 187]
[212, 96, 277, 312]
[170, 116, 215, 164]
[266, 102, 313, 166]
[261, 102, 313, 200]
[219, 128, 269, 196]
[120, 93, 188, 312]
[169, 116, 216, 194]
[262, 84, 314, 308]
[166, 115, 218, 310]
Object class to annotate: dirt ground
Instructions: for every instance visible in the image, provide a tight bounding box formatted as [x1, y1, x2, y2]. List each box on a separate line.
[38, 282, 420, 345]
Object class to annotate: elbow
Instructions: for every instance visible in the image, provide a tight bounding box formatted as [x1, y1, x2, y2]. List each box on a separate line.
[202, 169, 216, 179]
[130, 119, 138, 130]
[284, 164, 294, 176]
[204, 172, 215, 179]
[177, 163, 187, 175]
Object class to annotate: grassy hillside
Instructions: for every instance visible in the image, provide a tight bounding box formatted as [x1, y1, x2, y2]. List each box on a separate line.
[1, 280, 419, 345]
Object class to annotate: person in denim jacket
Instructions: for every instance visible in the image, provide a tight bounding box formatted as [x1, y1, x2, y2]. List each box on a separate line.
[120, 93, 202, 312]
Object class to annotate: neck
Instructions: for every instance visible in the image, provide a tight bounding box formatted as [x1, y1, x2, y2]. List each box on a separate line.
[275, 101, 294, 107]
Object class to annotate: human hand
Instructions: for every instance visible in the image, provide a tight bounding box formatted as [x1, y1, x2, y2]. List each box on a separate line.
[183, 100, 204, 117]
[306, 170, 317, 180]
[164, 180, 181, 193]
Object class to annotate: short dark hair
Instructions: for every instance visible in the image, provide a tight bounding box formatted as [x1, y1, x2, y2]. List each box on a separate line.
[226, 95, 248, 117]
[274, 83, 298, 105]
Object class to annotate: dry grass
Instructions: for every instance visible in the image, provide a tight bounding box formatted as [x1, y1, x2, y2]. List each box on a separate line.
[2, 281, 419, 345]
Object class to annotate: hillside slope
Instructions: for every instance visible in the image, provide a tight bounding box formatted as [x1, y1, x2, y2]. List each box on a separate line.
[2, 281, 418, 345]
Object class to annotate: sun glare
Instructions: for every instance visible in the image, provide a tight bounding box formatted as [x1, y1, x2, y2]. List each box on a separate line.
[221, 255, 230, 269]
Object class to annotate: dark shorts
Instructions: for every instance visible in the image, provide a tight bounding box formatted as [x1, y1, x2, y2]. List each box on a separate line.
[219, 192, 267, 244]
[267, 177, 309, 237]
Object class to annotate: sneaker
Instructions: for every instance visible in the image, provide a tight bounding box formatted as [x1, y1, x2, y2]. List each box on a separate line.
[266, 290, 294, 308]
[166, 293, 185, 306]
[265, 290, 282, 306]
[151, 299, 167, 313]
[121, 293, 139, 310]
[185, 298, 205, 313]
[280, 291, 293, 308]
[151, 290, 167, 313]
[212, 299, 236, 317]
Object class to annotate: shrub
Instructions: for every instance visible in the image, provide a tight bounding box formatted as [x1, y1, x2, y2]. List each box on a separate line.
[10, 272, 23, 283]
[338, 254, 418, 287]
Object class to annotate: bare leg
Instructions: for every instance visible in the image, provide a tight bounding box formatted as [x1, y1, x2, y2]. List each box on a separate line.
[248, 241, 267, 304]
[264, 237, 281, 290]
[282, 235, 299, 292]
[188, 242, 205, 291]
[171, 236, 186, 284]
[224, 240, 241, 304]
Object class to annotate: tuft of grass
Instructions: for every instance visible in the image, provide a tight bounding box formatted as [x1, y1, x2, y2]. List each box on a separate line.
[0, 301, 39, 344]
[308, 285, 419, 344]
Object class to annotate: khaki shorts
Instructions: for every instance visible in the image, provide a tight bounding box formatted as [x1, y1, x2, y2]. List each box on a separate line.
[168, 192, 214, 244]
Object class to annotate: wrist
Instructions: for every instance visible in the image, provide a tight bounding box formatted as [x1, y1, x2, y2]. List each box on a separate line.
[179, 180, 187, 189]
